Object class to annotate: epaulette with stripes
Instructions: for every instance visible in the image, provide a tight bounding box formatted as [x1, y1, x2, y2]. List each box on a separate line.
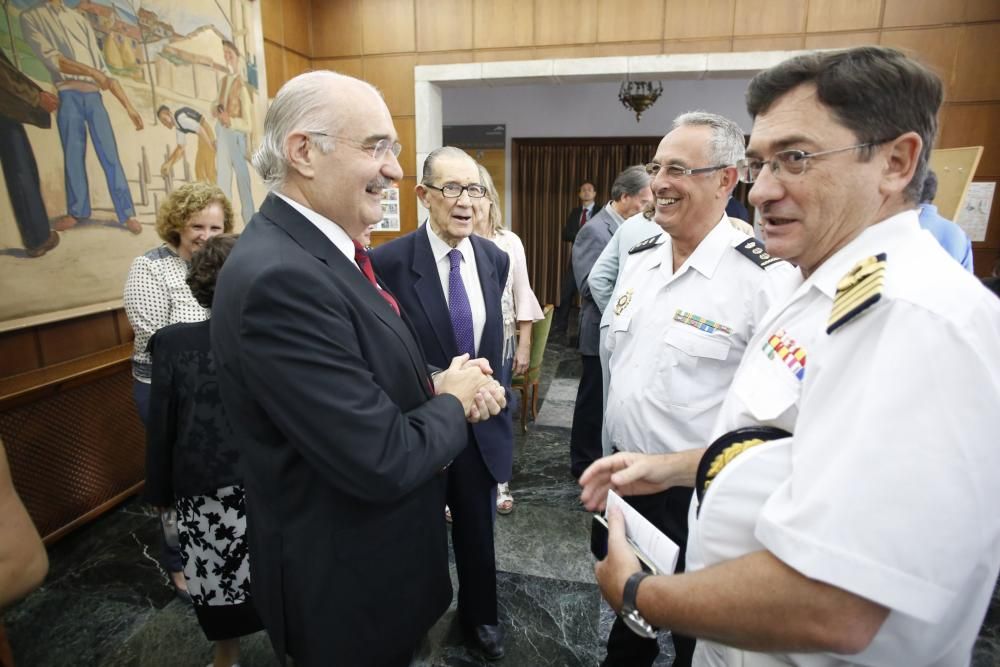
[735, 239, 785, 269]
[628, 234, 663, 254]
[827, 253, 887, 334]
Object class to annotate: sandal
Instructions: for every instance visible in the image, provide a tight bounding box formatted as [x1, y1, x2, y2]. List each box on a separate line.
[496, 483, 514, 515]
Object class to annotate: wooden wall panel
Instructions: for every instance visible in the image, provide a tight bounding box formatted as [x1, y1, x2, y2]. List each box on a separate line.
[283, 49, 312, 81]
[362, 0, 416, 54]
[804, 30, 879, 49]
[475, 48, 535, 61]
[398, 177, 419, 233]
[883, 0, 966, 28]
[311, 0, 363, 58]
[806, 0, 881, 33]
[0, 330, 40, 378]
[733, 0, 807, 36]
[664, 38, 732, 54]
[966, 0, 1000, 22]
[417, 51, 476, 65]
[952, 24, 1000, 103]
[363, 54, 418, 116]
[311, 57, 364, 79]
[597, 0, 664, 43]
[394, 116, 417, 177]
[262, 0, 285, 45]
[937, 104, 1000, 177]
[533, 45, 598, 59]
[733, 35, 804, 52]
[282, 0, 312, 56]
[534, 0, 598, 46]
[263, 41, 286, 98]
[115, 310, 133, 343]
[417, 0, 474, 52]
[37, 314, 120, 366]
[663, 0, 735, 40]
[596, 41, 664, 57]
[473, 0, 535, 49]
[880, 28, 961, 96]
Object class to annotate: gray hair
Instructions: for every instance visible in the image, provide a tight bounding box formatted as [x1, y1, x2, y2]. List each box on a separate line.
[421, 146, 474, 184]
[610, 165, 651, 202]
[476, 163, 503, 234]
[251, 70, 378, 190]
[672, 111, 746, 166]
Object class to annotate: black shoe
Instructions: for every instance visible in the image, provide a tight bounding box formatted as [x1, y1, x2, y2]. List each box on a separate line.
[464, 623, 505, 661]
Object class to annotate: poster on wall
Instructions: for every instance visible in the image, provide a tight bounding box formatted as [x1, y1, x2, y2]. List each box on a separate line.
[0, 0, 267, 331]
[955, 181, 995, 243]
[376, 186, 399, 232]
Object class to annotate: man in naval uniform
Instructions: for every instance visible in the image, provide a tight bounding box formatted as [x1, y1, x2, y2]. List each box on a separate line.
[581, 46, 1000, 667]
[596, 111, 795, 667]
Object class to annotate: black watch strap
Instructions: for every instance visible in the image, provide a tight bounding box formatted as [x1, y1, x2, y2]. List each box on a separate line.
[621, 571, 656, 638]
[623, 570, 651, 612]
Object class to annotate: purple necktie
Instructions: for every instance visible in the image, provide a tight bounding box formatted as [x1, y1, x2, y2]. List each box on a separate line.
[448, 249, 476, 357]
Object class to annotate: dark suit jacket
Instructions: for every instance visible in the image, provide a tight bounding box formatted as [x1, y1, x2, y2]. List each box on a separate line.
[562, 204, 595, 244]
[0, 50, 50, 128]
[572, 205, 620, 356]
[211, 194, 468, 666]
[371, 226, 514, 483]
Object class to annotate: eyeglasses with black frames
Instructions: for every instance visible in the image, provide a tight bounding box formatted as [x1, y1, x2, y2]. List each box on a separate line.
[736, 140, 892, 184]
[305, 131, 402, 161]
[423, 183, 488, 199]
[644, 162, 730, 179]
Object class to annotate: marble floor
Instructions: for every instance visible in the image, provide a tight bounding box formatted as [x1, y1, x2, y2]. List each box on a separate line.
[5, 327, 1000, 667]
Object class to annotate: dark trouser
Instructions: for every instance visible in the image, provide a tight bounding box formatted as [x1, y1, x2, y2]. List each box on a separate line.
[133, 379, 184, 573]
[553, 265, 577, 331]
[570, 355, 603, 479]
[447, 435, 499, 628]
[602, 487, 696, 667]
[0, 117, 51, 250]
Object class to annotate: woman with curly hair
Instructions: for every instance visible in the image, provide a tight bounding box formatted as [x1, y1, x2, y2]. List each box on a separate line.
[145, 234, 262, 667]
[123, 182, 234, 600]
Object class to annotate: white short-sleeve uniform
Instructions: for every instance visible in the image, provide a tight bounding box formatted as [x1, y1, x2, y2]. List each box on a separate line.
[605, 216, 797, 455]
[687, 210, 1000, 666]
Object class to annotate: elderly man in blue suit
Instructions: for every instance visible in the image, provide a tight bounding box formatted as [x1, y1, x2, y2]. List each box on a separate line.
[372, 146, 512, 661]
[568, 165, 652, 479]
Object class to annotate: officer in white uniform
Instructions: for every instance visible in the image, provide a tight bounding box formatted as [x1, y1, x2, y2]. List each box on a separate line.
[583, 46, 1000, 667]
[598, 111, 796, 667]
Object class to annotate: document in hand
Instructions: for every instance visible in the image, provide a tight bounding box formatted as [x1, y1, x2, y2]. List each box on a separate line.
[607, 490, 680, 575]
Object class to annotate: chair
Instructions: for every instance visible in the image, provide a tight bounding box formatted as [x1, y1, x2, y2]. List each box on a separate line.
[511, 304, 554, 433]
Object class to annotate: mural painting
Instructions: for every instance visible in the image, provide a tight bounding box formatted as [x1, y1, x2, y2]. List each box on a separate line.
[0, 0, 266, 328]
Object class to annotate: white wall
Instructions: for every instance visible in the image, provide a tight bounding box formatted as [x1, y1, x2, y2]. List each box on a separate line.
[441, 77, 754, 221]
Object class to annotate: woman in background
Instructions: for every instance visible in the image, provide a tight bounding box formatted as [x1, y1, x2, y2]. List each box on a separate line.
[473, 163, 544, 514]
[145, 234, 262, 667]
[124, 182, 233, 600]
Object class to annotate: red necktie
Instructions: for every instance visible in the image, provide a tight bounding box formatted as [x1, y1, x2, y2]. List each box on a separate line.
[580, 208, 589, 226]
[353, 241, 400, 316]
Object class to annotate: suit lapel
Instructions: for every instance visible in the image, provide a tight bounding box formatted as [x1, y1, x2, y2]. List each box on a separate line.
[471, 236, 501, 358]
[262, 194, 432, 396]
[411, 228, 458, 361]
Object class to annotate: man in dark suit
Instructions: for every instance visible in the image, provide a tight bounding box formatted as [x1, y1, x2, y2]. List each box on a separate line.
[372, 146, 513, 661]
[553, 180, 597, 332]
[569, 166, 652, 479]
[211, 71, 505, 667]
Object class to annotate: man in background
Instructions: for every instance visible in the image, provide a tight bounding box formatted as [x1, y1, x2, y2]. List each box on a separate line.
[569, 166, 652, 480]
[213, 40, 254, 224]
[918, 169, 974, 271]
[553, 180, 597, 333]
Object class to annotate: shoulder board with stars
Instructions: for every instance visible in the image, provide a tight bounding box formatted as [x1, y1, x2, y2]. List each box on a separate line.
[827, 253, 887, 334]
[628, 234, 663, 255]
[735, 239, 785, 269]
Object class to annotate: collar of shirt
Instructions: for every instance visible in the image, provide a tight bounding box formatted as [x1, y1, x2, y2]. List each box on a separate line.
[425, 220, 478, 273]
[647, 213, 732, 280]
[275, 192, 356, 266]
[602, 201, 625, 227]
[807, 209, 920, 300]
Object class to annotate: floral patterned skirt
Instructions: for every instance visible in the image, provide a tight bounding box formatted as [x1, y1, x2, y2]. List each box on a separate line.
[176, 484, 262, 640]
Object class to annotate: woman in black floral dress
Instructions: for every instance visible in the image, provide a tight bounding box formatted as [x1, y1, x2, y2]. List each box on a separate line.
[145, 234, 262, 667]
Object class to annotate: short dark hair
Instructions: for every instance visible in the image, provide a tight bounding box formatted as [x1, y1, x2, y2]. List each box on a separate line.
[187, 234, 238, 308]
[156, 104, 170, 118]
[580, 180, 595, 189]
[222, 39, 239, 55]
[746, 46, 942, 203]
[920, 169, 938, 204]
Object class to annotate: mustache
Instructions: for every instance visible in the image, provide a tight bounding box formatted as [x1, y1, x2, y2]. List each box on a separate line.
[366, 177, 391, 193]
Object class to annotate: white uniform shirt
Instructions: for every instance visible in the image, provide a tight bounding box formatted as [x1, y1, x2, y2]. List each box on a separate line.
[605, 216, 796, 454]
[688, 210, 1000, 667]
[426, 223, 487, 355]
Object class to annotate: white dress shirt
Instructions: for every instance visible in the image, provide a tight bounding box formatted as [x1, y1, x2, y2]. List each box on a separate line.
[425, 223, 486, 354]
[276, 193, 357, 268]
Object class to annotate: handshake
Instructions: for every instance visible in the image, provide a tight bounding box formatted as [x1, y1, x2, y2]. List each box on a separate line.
[433, 354, 508, 423]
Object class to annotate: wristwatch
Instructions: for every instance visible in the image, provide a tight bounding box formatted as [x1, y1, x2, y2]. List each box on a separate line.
[621, 571, 656, 638]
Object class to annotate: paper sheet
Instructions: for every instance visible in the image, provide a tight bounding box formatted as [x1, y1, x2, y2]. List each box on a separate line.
[607, 490, 680, 575]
